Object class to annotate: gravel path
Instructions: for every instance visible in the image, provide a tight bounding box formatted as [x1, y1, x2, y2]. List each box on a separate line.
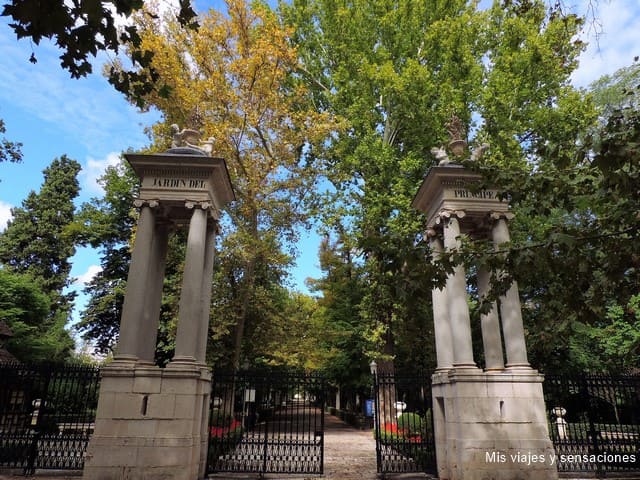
[322, 413, 379, 479]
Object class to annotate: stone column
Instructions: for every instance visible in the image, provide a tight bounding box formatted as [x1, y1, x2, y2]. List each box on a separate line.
[195, 221, 217, 365]
[476, 268, 504, 371]
[172, 202, 209, 365]
[491, 214, 530, 369]
[137, 220, 170, 365]
[428, 230, 453, 371]
[114, 200, 158, 363]
[441, 211, 476, 368]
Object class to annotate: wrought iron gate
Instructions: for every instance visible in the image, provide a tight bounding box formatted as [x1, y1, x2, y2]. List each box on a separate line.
[206, 370, 325, 475]
[544, 374, 640, 475]
[0, 362, 100, 474]
[372, 371, 437, 475]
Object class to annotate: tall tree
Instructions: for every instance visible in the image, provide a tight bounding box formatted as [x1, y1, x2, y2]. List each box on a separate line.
[0, 155, 80, 358]
[115, 0, 340, 369]
[73, 159, 138, 355]
[283, 0, 593, 373]
[0, 269, 72, 361]
[468, 77, 640, 373]
[306, 234, 370, 387]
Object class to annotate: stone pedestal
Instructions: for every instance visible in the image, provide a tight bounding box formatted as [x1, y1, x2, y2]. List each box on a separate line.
[83, 364, 211, 480]
[432, 370, 556, 480]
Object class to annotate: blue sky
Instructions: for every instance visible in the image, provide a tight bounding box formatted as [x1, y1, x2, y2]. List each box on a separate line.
[0, 0, 639, 342]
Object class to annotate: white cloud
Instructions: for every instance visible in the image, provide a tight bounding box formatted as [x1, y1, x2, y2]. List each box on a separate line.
[0, 201, 13, 231]
[81, 151, 122, 194]
[74, 265, 103, 286]
[0, 21, 156, 159]
[572, 0, 640, 88]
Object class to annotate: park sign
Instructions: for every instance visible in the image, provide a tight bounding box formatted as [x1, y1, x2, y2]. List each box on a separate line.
[124, 150, 235, 222]
[412, 164, 510, 232]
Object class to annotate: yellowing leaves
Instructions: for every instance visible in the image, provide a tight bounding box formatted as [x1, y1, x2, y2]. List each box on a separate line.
[124, 0, 339, 219]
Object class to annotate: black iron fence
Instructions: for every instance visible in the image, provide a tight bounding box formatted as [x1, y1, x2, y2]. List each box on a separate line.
[0, 362, 100, 474]
[206, 370, 325, 475]
[544, 374, 640, 475]
[372, 371, 437, 476]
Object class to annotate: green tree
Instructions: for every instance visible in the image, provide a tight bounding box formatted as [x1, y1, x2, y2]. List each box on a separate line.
[0, 268, 72, 361]
[589, 60, 640, 116]
[0, 155, 80, 352]
[283, 0, 592, 374]
[307, 234, 370, 388]
[73, 159, 138, 355]
[114, 0, 340, 370]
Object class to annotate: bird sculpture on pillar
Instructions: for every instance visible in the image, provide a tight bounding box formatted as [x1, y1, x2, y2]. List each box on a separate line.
[431, 146, 451, 166]
[170, 124, 215, 155]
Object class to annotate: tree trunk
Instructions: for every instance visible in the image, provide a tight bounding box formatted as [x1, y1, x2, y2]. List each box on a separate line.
[377, 327, 397, 426]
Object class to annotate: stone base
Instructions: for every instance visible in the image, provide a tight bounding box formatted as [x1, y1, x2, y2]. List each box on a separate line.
[432, 369, 558, 480]
[83, 363, 211, 480]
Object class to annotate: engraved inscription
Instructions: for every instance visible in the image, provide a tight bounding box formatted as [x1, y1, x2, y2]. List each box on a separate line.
[151, 178, 207, 189]
[453, 189, 496, 199]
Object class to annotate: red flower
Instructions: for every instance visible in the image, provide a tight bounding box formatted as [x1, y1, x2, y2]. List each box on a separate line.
[210, 419, 242, 438]
[383, 422, 398, 433]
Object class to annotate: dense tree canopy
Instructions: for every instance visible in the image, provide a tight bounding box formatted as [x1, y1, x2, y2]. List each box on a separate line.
[0, 269, 72, 361]
[111, 0, 340, 369]
[282, 0, 595, 374]
[66, 0, 637, 379]
[0, 155, 80, 360]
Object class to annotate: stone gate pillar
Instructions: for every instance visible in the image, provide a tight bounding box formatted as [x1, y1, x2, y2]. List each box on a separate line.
[83, 139, 234, 480]
[441, 210, 477, 369]
[412, 157, 557, 480]
[427, 232, 453, 372]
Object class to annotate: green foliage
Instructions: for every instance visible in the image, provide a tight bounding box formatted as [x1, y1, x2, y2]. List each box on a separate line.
[283, 0, 590, 373]
[569, 295, 640, 372]
[589, 61, 640, 117]
[0, 155, 81, 295]
[1, 0, 197, 105]
[305, 235, 370, 387]
[0, 269, 71, 361]
[397, 412, 424, 436]
[459, 85, 639, 373]
[0, 118, 22, 164]
[0, 155, 80, 359]
[74, 159, 138, 355]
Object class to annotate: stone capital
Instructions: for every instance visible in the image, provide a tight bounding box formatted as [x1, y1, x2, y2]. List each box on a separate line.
[185, 200, 213, 210]
[435, 209, 466, 226]
[489, 211, 515, 222]
[185, 201, 221, 222]
[133, 199, 160, 209]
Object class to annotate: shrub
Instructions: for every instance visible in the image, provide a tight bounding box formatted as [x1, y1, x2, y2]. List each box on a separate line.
[397, 412, 424, 436]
